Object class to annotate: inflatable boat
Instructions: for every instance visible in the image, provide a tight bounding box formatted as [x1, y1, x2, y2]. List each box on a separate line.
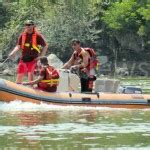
[0, 78, 150, 109]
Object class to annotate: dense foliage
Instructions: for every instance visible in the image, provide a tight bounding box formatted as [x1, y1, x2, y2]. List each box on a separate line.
[0, 0, 149, 73]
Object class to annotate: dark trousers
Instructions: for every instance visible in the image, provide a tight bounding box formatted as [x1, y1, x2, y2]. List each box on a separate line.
[80, 78, 92, 93]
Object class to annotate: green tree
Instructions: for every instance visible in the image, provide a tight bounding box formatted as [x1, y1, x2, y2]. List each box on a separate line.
[102, 0, 150, 59]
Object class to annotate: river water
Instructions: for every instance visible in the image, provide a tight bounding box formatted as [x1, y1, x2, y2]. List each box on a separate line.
[0, 101, 150, 150]
[0, 76, 150, 149]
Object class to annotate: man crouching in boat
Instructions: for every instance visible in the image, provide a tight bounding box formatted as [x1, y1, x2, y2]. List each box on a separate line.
[22, 56, 59, 92]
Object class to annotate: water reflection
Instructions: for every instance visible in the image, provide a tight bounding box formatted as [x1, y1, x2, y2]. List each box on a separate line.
[0, 101, 150, 149]
[16, 111, 59, 126]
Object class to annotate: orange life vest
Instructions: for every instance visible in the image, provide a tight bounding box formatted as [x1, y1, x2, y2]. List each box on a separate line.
[38, 66, 59, 89]
[74, 48, 99, 71]
[84, 48, 99, 70]
[21, 32, 40, 53]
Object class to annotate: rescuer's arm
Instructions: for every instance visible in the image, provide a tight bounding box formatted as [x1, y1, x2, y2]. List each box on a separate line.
[8, 45, 20, 58]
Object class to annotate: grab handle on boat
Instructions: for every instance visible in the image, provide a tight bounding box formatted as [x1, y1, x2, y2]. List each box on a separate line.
[82, 97, 91, 102]
[69, 93, 72, 98]
[97, 93, 100, 98]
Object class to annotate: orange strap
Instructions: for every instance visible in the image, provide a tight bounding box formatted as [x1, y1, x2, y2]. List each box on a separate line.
[21, 33, 26, 49]
[32, 33, 37, 47]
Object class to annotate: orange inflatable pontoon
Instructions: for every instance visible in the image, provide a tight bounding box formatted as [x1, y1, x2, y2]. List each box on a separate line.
[0, 78, 150, 109]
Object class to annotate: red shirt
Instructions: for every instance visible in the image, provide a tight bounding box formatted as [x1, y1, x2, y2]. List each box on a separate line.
[18, 32, 47, 58]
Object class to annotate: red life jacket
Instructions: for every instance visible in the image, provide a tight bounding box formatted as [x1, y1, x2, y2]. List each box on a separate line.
[84, 48, 99, 70]
[38, 66, 59, 90]
[74, 48, 99, 71]
[21, 32, 40, 53]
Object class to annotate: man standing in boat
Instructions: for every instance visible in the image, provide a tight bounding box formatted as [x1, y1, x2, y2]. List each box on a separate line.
[9, 20, 48, 84]
[62, 39, 98, 92]
[22, 56, 59, 92]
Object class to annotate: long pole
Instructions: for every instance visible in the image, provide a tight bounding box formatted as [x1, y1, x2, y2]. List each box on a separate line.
[1, 58, 10, 66]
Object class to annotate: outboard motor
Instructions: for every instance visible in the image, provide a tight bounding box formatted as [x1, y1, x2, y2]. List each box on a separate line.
[118, 86, 143, 94]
